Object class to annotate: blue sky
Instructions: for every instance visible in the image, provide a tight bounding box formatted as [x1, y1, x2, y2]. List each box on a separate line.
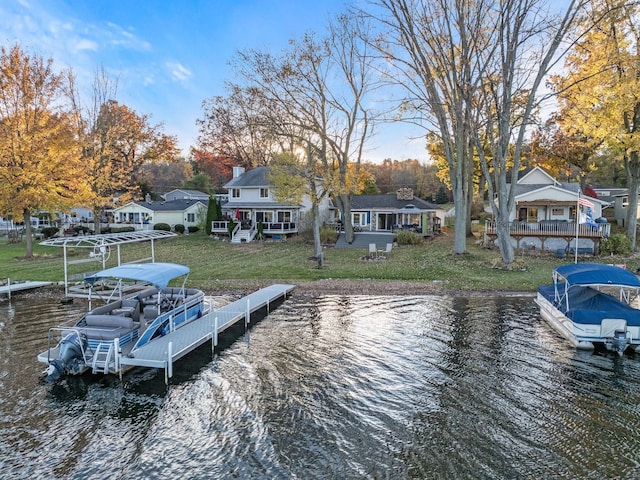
[0, 0, 429, 163]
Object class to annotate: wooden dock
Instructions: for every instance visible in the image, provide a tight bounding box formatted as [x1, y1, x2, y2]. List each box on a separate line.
[0, 280, 52, 298]
[119, 283, 294, 382]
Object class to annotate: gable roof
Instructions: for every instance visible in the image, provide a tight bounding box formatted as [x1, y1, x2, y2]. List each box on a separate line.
[351, 194, 440, 211]
[224, 166, 269, 188]
[163, 189, 210, 199]
[116, 199, 207, 212]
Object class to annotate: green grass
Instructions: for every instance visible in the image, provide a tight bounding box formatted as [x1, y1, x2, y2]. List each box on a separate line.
[0, 232, 636, 293]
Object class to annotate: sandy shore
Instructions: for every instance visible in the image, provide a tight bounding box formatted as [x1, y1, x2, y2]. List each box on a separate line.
[8, 278, 534, 300]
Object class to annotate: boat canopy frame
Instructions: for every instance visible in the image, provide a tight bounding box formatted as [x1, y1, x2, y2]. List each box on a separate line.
[40, 230, 177, 298]
[552, 263, 640, 313]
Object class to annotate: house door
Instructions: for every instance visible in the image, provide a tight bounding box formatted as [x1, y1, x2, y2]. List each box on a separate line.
[377, 213, 393, 231]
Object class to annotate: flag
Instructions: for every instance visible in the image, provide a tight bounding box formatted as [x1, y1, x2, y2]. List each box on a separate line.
[578, 197, 594, 209]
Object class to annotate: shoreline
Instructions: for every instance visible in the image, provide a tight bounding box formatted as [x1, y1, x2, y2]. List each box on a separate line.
[4, 278, 536, 300]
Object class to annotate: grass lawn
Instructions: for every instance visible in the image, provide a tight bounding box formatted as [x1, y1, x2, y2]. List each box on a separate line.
[0, 232, 635, 293]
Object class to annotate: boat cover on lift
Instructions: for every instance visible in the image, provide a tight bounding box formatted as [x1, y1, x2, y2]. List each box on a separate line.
[554, 263, 640, 288]
[84, 262, 189, 289]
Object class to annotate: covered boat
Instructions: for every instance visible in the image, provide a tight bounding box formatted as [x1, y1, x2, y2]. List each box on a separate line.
[37, 262, 210, 381]
[536, 263, 640, 354]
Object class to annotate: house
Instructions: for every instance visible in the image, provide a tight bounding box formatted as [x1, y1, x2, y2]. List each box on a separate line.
[348, 188, 444, 235]
[484, 167, 610, 253]
[211, 166, 334, 243]
[163, 189, 211, 202]
[113, 196, 208, 231]
[609, 190, 640, 227]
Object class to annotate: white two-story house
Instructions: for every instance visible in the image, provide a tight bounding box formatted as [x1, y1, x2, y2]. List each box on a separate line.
[211, 166, 334, 243]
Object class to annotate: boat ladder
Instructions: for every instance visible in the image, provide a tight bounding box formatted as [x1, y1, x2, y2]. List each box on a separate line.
[92, 343, 114, 374]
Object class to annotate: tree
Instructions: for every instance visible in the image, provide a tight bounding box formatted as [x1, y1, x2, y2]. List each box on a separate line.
[473, 0, 581, 265]
[364, 0, 490, 255]
[183, 173, 213, 194]
[0, 44, 90, 257]
[68, 66, 180, 233]
[552, 0, 640, 248]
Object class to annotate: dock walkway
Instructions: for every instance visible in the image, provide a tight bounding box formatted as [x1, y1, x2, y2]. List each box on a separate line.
[119, 283, 294, 381]
[0, 280, 52, 298]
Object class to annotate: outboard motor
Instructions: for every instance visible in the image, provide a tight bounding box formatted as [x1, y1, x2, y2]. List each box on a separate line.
[44, 331, 88, 382]
[612, 329, 629, 357]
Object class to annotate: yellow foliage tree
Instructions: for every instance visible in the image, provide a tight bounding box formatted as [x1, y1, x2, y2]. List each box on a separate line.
[552, 0, 640, 248]
[0, 44, 91, 257]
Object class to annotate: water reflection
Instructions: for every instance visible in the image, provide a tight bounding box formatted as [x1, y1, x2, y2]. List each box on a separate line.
[2, 293, 640, 479]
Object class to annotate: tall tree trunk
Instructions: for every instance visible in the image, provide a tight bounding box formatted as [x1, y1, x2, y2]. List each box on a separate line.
[338, 194, 354, 244]
[23, 208, 33, 258]
[311, 203, 324, 268]
[93, 208, 102, 234]
[452, 183, 468, 254]
[625, 152, 640, 250]
[494, 204, 515, 265]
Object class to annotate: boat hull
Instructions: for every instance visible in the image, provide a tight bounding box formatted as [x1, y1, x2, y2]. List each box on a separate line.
[536, 290, 640, 354]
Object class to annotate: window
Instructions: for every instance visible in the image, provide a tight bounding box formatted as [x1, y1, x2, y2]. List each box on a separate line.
[526, 208, 538, 222]
[623, 196, 629, 207]
[256, 211, 273, 223]
[277, 211, 291, 222]
[260, 188, 269, 198]
[551, 207, 564, 216]
[231, 189, 240, 198]
[353, 213, 363, 225]
[187, 213, 195, 222]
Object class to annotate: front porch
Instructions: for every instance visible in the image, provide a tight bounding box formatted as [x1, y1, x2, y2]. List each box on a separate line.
[211, 220, 298, 243]
[484, 220, 611, 252]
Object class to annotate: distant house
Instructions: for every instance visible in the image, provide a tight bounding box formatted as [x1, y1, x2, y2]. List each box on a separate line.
[610, 190, 640, 227]
[348, 188, 444, 235]
[163, 189, 211, 202]
[113, 196, 208, 231]
[211, 166, 334, 243]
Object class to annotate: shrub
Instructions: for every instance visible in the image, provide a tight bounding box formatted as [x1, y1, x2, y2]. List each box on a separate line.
[395, 230, 424, 245]
[154, 223, 171, 231]
[41, 227, 58, 239]
[174, 224, 185, 234]
[73, 225, 91, 235]
[320, 226, 338, 244]
[110, 226, 136, 233]
[599, 233, 632, 256]
[188, 226, 199, 233]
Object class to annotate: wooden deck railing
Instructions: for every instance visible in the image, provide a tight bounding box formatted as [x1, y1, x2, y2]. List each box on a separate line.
[484, 221, 610, 238]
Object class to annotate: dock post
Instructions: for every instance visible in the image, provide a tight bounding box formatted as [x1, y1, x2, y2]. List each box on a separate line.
[245, 299, 250, 328]
[7, 278, 10, 300]
[167, 342, 173, 383]
[212, 316, 219, 354]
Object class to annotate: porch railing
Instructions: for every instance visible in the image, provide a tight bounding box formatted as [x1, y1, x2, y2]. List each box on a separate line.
[484, 220, 610, 238]
[211, 220, 298, 234]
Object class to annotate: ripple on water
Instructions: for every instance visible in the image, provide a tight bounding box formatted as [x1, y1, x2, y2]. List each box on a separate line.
[3, 294, 640, 479]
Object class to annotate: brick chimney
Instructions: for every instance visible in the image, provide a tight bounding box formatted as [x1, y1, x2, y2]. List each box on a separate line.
[396, 187, 414, 201]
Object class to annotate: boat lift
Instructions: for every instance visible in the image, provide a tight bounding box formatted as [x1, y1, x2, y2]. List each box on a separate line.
[40, 230, 177, 298]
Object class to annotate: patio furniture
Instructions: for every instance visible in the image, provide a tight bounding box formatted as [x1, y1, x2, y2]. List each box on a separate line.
[368, 243, 377, 258]
[378, 243, 393, 257]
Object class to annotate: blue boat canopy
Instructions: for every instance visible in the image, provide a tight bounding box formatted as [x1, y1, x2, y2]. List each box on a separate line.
[84, 262, 190, 289]
[554, 263, 640, 288]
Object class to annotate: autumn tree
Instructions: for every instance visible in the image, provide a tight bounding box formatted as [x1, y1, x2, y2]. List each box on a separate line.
[552, 0, 640, 248]
[0, 44, 90, 257]
[68, 67, 180, 233]
[190, 148, 234, 192]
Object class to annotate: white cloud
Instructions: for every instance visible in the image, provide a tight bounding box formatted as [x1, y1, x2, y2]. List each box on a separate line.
[73, 38, 98, 52]
[167, 62, 192, 82]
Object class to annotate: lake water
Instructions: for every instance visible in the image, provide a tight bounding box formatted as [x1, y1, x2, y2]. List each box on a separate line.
[1, 292, 640, 479]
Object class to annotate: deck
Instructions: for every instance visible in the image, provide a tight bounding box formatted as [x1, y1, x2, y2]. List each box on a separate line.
[119, 283, 294, 382]
[484, 220, 611, 250]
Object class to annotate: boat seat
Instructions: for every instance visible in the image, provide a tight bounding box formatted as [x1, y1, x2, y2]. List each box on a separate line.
[82, 314, 137, 340]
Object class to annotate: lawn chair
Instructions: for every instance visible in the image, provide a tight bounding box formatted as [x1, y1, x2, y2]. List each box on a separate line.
[378, 243, 393, 257]
[368, 243, 377, 258]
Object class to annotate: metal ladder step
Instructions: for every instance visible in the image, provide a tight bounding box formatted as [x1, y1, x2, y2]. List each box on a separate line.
[91, 343, 114, 374]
